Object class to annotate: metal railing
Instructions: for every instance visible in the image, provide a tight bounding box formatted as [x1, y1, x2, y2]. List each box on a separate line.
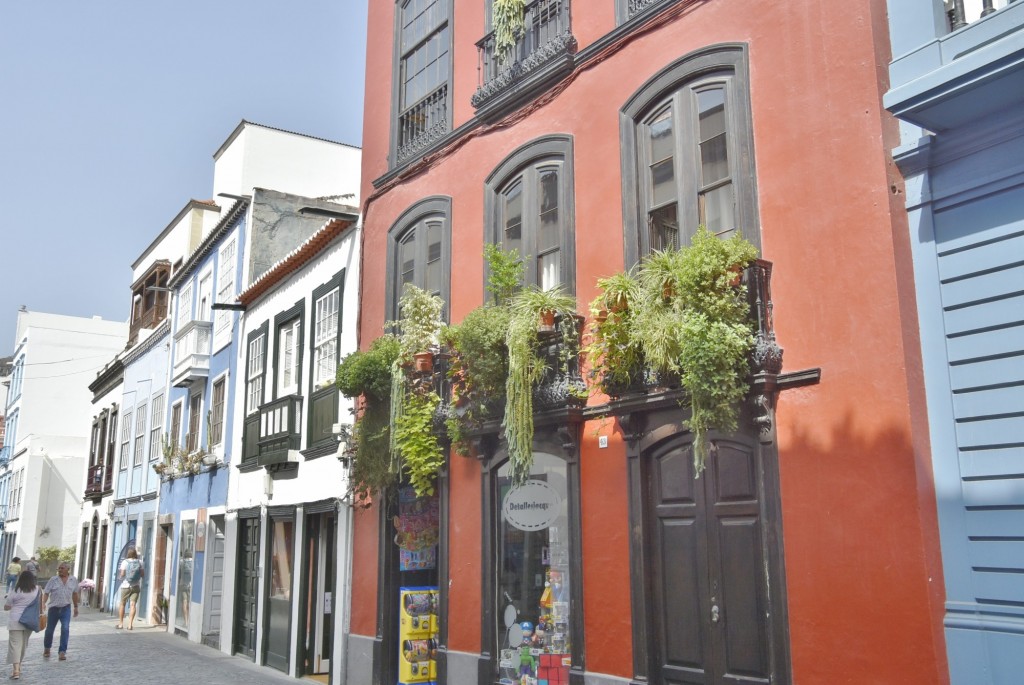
[475, 0, 571, 95]
[397, 84, 449, 164]
[947, 0, 1018, 30]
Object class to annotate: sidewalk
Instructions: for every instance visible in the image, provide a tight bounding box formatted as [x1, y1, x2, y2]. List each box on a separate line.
[0, 604, 300, 684]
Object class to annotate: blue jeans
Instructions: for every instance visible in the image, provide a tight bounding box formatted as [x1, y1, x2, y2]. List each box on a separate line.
[5, 574, 15, 594]
[43, 604, 71, 654]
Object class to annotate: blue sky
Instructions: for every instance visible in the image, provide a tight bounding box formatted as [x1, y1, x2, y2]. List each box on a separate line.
[0, 0, 367, 353]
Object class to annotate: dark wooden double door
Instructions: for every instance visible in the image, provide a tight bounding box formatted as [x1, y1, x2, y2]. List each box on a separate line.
[643, 433, 784, 685]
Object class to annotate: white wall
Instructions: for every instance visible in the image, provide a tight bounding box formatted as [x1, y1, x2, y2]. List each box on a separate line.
[227, 228, 359, 510]
[213, 123, 361, 206]
[131, 203, 221, 283]
[11, 312, 127, 444]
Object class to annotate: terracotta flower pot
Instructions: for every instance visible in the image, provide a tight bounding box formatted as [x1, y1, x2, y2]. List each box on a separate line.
[413, 351, 434, 373]
[539, 309, 556, 332]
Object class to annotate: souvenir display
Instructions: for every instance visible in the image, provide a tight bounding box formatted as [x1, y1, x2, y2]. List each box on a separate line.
[395, 487, 440, 571]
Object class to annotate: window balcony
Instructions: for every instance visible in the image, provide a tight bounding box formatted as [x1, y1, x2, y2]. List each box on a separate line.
[0, 445, 9, 467]
[172, 320, 213, 388]
[255, 395, 303, 469]
[472, 0, 576, 119]
[397, 84, 450, 165]
[84, 463, 110, 500]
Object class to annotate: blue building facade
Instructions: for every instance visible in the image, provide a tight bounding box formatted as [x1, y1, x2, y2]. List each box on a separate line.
[109, 320, 169, 618]
[885, 3, 1024, 683]
[160, 201, 247, 645]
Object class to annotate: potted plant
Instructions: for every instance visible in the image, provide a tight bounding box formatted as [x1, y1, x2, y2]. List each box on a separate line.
[394, 284, 445, 372]
[586, 271, 645, 397]
[504, 285, 577, 486]
[627, 226, 760, 474]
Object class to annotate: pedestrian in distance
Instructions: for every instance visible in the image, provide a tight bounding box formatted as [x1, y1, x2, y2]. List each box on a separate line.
[4, 571, 42, 679]
[116, 547, 144, 630]
[21, 558, 38, 579]
[4, 558, 21, 598]
[41, 562, 79, 661]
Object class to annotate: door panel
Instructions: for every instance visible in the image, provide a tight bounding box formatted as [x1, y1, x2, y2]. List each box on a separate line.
[234, 517, 260, 659]
[648, 435, 773, 685]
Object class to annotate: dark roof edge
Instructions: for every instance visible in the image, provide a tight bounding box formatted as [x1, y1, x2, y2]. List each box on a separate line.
[131, 199, 221, 270]
[168, 199, 251, 289]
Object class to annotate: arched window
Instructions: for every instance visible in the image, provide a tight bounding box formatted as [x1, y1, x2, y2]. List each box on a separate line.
[485, 135, 576, 293]
[620, 44, 760, 266]
[386, 197, 452, 320]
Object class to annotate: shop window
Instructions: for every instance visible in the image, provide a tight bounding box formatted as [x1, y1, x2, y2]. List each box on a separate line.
[620, 44, 760, 266]
[385, 197, 452, 321]
[494, 452, 574, 683]
[485, 135, 576, 293]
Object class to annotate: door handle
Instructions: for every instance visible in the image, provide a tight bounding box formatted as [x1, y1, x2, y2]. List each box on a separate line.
[711, 604, 720, 623]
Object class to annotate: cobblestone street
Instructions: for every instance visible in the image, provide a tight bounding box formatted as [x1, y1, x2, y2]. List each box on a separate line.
[0, 605, 299, 684]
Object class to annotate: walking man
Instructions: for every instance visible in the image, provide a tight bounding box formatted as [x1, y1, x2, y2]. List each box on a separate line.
[116, 547, 144, 630]
[41, 562, 79, 661]
[22, 557, 39, 579]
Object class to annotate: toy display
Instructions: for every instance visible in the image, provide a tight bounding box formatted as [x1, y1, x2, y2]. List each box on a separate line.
[395, 487, 439, 571]
[497, 568, 571, 685]
[399, 586, 439, 684]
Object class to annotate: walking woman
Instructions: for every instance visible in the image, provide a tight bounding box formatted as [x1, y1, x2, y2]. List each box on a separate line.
[4, 571, 41, 679]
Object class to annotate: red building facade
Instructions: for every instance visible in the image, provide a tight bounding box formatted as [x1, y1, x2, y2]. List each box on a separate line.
[351, 1, 948, 683]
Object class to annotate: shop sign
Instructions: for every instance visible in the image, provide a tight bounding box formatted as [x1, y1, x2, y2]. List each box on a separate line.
[502, 480, 561, 532]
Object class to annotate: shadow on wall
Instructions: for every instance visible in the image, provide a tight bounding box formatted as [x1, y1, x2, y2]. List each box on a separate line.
[778, 410, 947, 681]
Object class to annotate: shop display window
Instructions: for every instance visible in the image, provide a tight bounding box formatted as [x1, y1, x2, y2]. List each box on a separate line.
[496, 452, 572, 683]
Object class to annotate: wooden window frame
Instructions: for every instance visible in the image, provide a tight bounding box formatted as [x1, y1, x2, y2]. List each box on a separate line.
[246, 324, 269, 416]
[273, 302, 305, 400]
[210, 374, 227, 448]
[149, 394, 164, 461]
[619, 43, 760, 267]
[119, 409, 132, 470]
[484, 135, 577, 294]
[385, 197, 452, 322]
[186, 391, 203, 453]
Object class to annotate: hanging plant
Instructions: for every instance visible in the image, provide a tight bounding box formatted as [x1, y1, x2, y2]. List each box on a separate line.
[393, 386, 445, 497]
[592, 227, 759, 475]
[393, 284, 445, 362]
[336, 334, 402, 501]
[585, 270, 644, 396]
[493, 0, 526, 65]
[504, 285, 577, 486]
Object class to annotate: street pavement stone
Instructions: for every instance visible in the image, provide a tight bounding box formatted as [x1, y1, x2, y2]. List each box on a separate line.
[0, 605, 300, 684]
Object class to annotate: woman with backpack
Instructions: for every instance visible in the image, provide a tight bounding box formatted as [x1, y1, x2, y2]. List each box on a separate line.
[116, 548, 144, 630]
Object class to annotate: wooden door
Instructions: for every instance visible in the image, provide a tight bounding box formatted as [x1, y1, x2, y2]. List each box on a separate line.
[202, 516, 226, 648]
[234, 517, 260, 659]
[646, 434, 773, 685]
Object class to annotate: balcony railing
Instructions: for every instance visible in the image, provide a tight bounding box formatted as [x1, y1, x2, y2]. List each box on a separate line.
[397, 84, 449, 165]
[172, 320, 212, 387]
[256, 395, 303, 468]
[472, 0, 576, 111]
[128, 303, 169, 347]
[85, 463, 109, 499]
[947, 0, 1018, 30]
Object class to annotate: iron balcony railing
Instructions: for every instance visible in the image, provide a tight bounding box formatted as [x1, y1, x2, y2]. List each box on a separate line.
[397, 84, 449, 164]
[172, 320, 213, 387]
[472, 0, 575, 109]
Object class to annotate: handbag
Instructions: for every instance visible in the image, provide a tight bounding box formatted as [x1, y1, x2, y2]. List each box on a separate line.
[19, 589, 43, 633]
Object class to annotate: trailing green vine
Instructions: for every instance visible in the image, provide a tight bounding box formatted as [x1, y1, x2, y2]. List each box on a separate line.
[493, 0, 526, 65]
[393, 387, 444, 497]
[504, 286, 576, 486]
